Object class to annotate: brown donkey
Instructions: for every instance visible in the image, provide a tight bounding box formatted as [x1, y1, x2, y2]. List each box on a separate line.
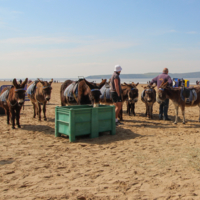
[157, 81, 200, 124]
[141, 85, 156, 119]
[0, 78, 28, 129]
[99, 82, 139, 120]
[60, 79, 106, 107]
[27, 79, 53, 121]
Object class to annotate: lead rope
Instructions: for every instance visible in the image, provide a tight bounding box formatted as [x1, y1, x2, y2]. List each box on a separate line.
[9, 100, 18, 107]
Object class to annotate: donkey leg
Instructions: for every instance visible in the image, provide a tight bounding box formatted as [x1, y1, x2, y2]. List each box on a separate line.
[38, 103, 42, 121]
[150, 106, 153, 119]
[43, 102, 47, 121]
[174, 106, 178, 124]
[180, 106, 186, 124]
[16, 107, 21, 128]
[32, 102, 36, 118]
[133, 103, 135, 116]
[11, 108, 15, 129]
[145, 103, 148, 117]
[6, 109, 9, 124]
[198, 104, 200, 122]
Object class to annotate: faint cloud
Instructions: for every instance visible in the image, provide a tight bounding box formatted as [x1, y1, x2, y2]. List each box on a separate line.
[168, 30, 177, 33]
[186, 31, 197, 34]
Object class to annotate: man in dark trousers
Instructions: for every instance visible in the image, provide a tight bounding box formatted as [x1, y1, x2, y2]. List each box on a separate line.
[150, 68, 172, 120]
[111, 65, 123, 125]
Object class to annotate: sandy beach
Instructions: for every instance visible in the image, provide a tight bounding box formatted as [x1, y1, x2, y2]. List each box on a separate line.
[1, 81, 200, 200]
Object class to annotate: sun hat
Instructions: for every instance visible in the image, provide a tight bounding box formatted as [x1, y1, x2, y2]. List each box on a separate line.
[114, 65, 122, 72]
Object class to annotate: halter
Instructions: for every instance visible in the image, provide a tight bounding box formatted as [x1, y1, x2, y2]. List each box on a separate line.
[146, 88, 153, 92]
[15, 89, 26, 92]
[43, 86, 52, 89]
[91, 89, 100, 92]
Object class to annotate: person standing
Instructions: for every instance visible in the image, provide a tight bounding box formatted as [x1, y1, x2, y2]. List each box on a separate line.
[111, 65, 123, 125]
[150, 68, 172, 120]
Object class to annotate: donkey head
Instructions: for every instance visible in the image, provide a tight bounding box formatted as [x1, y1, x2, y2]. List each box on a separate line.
[38, 78, 53, 101]
[143, 85, 156, 103]
[157, 81, 168, 103]
[104, 78, 111, 88]
[84, 79, 106, 107]
[123, 82, 139, 103]
[12, 78, 28, 106]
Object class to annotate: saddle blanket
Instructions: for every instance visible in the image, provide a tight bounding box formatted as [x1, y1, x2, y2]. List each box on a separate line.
[64, 82, 78, 100]
[180, 88, 197, 103]
[0, 88, 10, 102]
[100, 85, 111, 100]
[141, 89, 145, 103]
[27, 81, 37, 95]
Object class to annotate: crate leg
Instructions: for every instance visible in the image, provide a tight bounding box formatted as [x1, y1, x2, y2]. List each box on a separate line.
[69, 135, 76, 142]
[111, 107, 116, 135]
[55, 132, 61, 137]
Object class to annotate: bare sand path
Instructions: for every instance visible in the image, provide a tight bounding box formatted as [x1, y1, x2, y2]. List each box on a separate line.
[1, 81, 200, 199]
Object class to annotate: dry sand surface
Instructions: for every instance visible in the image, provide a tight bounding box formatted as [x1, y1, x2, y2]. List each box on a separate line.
[1, 81, 200, 200]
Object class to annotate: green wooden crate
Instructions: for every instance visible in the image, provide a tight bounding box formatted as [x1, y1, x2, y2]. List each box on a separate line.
[55, 105, 116, 142]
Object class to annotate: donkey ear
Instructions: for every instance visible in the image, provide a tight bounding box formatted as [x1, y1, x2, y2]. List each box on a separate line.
[124, 82, 128, 86]
[13, 78, 18, 87]
[163, 81, 168, 88]
[84, 79, 94, 89]
[38, 78, 45, 84]
[49, 78, 53, 84]
[136, 82, 139, 86]
[99, 79, 106, 89]
[21, 78, 28, 87]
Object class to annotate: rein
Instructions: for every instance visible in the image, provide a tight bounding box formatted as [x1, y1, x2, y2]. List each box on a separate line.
[91, 89, 100, 92]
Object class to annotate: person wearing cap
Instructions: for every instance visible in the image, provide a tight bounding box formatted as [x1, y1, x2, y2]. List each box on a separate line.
[150, 68, 172, 121]
[110, 65, 123, 125]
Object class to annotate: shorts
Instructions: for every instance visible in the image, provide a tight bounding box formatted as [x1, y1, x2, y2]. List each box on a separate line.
[111, 92, 122, 103]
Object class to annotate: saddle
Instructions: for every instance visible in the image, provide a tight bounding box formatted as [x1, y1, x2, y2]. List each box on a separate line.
[0, 87, 12, 104]
[180, 87, 197, 104]
[64, 82, 78, 102]
[100, 85, 112, 101]
[27, 81, 39, 96]
[141, 89, 145, 103]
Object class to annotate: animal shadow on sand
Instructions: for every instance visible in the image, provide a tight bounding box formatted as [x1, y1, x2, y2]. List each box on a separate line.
[45, 118, 55, 122]
[60, 126, 142, 144]
[22, 124, 54, 135]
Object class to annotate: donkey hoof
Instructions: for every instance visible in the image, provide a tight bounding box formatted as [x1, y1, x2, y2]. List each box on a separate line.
[174, 122, 177, 124]
[12, 127, 15, 129]
[44, 118, 47, 121]
[182, 122, 185, 124]
[18, 125, 21, 128]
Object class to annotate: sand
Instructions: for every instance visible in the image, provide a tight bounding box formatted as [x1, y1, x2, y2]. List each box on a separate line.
[1, 81, 200, 200]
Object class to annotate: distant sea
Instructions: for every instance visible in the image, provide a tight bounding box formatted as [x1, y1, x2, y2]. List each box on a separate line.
[56, 77, 199, 85]
[1, 77, 199, 85]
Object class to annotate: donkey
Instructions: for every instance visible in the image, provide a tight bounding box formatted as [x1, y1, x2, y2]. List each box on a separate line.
[0, 78, 28, 129]
[100, 82, 139, 120]
[157, 81, 200, 124]
[27, 78, 53, 121]
[60, 79, 107, 107]
[141, 85, 156, 119]
[126, 82, 139, 116]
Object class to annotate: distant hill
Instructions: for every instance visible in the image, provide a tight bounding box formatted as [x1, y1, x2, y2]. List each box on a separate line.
[86, 72, 200, 79]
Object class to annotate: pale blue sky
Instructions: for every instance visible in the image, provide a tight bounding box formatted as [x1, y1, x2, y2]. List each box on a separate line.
[0, 0, 200, 78]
